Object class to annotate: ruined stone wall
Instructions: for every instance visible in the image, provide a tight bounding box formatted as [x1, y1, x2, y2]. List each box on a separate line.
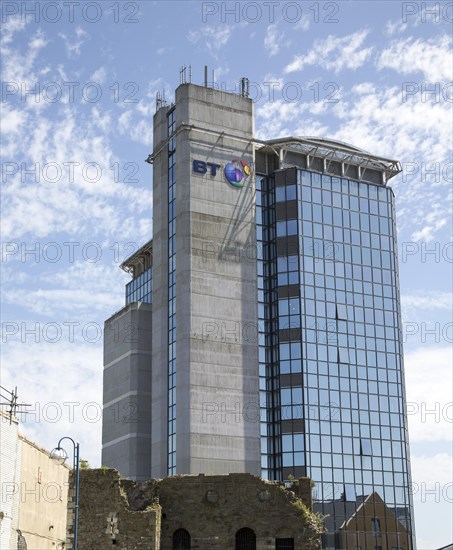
[71, 470, 322, 550]
[157, 473, 322, 550]
[66, 469, 160, 550]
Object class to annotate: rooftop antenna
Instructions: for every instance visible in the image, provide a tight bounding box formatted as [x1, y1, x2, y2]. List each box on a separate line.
[156, 89, 168, 111]
[180, 65, 186, 84]
[212, 69, 215, 86]
[204, 65, 208, 87]
[188, 65, 192, 83]
[241, 77, 250, 98]
[0, 385, 31, 424]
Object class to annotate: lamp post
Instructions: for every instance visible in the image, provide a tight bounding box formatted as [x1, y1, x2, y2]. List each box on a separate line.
[50, 437, 80, 550]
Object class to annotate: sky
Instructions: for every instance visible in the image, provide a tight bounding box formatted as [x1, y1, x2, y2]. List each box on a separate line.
[1, 1, 452, 547]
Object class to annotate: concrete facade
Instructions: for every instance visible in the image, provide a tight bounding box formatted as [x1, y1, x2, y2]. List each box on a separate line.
[67, 468, 323, 550]
[102, 302, 153, 481]
[103, 84, 262, 480]
[151, 83, 260, 477]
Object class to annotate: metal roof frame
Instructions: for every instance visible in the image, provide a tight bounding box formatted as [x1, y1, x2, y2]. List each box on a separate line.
[120, 239, 153, 275]
[260, 137, 402, 183]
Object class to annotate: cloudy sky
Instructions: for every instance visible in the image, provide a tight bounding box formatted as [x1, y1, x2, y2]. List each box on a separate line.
[1, 1, 452, 547]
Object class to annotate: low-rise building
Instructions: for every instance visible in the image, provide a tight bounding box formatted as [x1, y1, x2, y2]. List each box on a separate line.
[0, 411, 69, 549]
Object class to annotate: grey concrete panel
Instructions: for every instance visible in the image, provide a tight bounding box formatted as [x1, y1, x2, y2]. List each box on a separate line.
[102, 302, 152, 480]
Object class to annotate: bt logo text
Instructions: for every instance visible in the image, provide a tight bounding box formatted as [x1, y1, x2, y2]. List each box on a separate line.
[192, 160, 221, 177]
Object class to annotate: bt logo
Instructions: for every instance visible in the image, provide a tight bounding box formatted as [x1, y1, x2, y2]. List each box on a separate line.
[192, 159, 252, 188]
[224, 160, 251, 188]
[192, 160, 221, 177]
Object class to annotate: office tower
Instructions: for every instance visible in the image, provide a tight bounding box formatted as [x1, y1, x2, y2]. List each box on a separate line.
[102, 78, 415, 548]
[255, 142, 414, 548]
[103, 81, 260, 482]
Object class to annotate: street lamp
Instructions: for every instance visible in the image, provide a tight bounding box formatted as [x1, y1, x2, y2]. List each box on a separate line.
[50, 437, 80, 550]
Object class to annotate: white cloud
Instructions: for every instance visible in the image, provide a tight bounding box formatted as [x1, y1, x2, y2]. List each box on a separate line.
[377, 34, 453, 81]
[328, 83, 451, 238]
[187, 25, 232, 55]
[264, 24, 282, 56]
[28, 31, 48, 51]
[0, 14, 28, 46]
[411, 218, 448, 242]
[1, 340, 103, 467]
[4, 288, 117, 317]
[118, 110, 152, 146]
[213, 65, 230, 81]
[255, 98, 329, 141]
[58, 26, 90, 58]
[90, 66, 107, 84]
[402, 291, 453, 312]
[411, 453, 453, 549]
[284, 30, 373, 74]
[0, 20, 152, 350]
[1, 95, 152, 242]
[1, 262, 127, 319]
[254, 70, 451, 243]
[405, 346, 452, 443]
[116, 79, 168, 146]
[384, 19, 408, 37]
[2, 28, 49, 85]
[1, 106, 28, 134]
[411, 453, 453, 492]
[294, 15, 310, 31]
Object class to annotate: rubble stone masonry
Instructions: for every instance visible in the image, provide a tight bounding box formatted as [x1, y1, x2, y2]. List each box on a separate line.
[67, 469, 323, 549]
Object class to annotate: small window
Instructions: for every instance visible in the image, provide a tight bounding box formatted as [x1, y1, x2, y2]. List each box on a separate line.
[360, 439, 372, 456]
[343, 484, 356, 501]
[336, 304, 347, 320]
[338, 347, 349, 363]
[235, 528, 256, 550]
[371, 518, 381, 535]
[276, 539, 294, 550]
[173, 529, 191, 550]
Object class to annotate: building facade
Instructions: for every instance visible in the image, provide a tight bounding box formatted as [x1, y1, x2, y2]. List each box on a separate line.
[0, 411, 69, 549]
[102, 80, 415, 548]
[67, 469, 322, 550]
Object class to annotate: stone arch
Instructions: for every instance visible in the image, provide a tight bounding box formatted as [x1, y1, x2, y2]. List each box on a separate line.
[173, 528, 191, 549]
[235, 527, 256, 550]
